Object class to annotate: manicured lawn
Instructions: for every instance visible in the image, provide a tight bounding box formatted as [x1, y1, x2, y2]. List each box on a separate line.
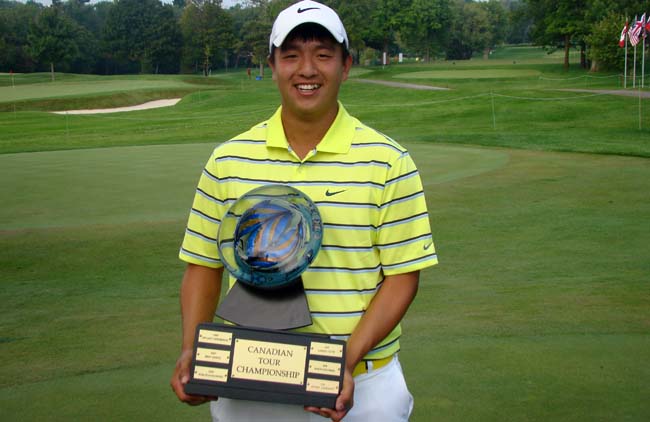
[1, 46, 648, 421]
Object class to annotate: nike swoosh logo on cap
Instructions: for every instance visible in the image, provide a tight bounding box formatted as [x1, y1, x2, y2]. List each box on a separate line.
[297, 7, 319, 13]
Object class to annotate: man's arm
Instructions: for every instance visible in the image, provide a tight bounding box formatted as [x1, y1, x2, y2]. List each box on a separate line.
[306, 270, 419, 421]
[170, 263, 224, 405]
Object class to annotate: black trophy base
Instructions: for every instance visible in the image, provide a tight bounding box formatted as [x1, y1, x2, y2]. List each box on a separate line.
[184, 323, 346, 409]
[185, 382, 335, 408]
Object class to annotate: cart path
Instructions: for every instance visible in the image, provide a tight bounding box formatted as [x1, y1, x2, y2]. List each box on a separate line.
[353, 78, 450, 91]
[556, 89, 650, 98]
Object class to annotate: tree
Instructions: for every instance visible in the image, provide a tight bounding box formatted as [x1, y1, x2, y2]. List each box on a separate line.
[506, 0, 532, 44]
[400, 0, 452, 62]
[586, 0, 650, 19]
[446, 0, 491, 60]
[103, 0, 181, 74]
[583, 1, 650, 72]
[586, 12, 626, 72]
[367, 0, 410, 55]
[27, 5, 81, 80]
[62, 0, 101, 73]
[228, 3, 257, 69]
[180, 0, 234, 75]
[0, 16, 6, 64]
[233, 0, 291, 77]
[480, 0, 508, 59]
[147, 4, 182, 73]
[328, 0, 376, 64]
[525, 0, 590, 71]
[0, 1, 42, 72]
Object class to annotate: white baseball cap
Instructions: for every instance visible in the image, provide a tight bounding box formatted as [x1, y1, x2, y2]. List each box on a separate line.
[269, 0, 349, 54]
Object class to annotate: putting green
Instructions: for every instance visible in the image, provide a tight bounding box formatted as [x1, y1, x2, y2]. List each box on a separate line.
[408, 143, 509, 185]
[395, 69, 541, 79]
[0, 79, 199, 103]
[0, 143, 213, 230]
[0, 143, 507, 230]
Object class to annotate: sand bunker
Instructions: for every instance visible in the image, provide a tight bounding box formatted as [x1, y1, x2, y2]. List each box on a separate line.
[52, 98, 181, 115]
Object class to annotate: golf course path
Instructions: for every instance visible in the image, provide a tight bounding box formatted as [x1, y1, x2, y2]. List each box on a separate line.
[556, 88, 650, 98]
[354, 78, 449, 91]
[51, 98, 181, 115]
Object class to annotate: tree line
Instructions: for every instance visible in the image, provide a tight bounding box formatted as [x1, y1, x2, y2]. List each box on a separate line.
[0, 0, 648, 78]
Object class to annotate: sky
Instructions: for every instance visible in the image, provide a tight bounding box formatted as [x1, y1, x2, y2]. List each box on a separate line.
[21, 0, 243, 7]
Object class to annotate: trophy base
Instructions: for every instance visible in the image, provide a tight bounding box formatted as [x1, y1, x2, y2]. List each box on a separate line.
[185, 323, 346, 409]
[216, 279, 312, 330]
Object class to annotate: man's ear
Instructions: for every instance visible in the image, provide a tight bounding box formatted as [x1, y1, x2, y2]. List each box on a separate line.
[342, 55, 353, 82]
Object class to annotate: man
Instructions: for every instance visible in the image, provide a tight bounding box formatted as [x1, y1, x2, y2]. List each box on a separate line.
[170, 1, 438, 421]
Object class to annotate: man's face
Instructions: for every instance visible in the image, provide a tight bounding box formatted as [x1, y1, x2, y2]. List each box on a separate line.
[269, 36, 352, 122]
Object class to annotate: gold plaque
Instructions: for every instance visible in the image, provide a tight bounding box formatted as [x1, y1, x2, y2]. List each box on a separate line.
[306, 378, 340, 394]
[185, 323, 346, 408]
[231, 339, 307, 385]
[310, 341, 343, 358]
[198, 329, 232, 346]
[308, 360, 341, 376]
[196, 347, 230, 364]
[193, 365, 229, 383]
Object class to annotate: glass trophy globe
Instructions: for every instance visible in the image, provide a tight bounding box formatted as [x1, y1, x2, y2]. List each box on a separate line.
[217, 185, 323, 290]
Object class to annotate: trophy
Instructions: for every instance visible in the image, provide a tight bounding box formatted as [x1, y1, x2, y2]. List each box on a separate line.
[184, 185, 346, 408]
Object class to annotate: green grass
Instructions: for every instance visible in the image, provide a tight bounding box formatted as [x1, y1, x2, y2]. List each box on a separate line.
[404, 146, 650, 421]
[1, 79, 198, 103]
[0, 73, 230, 112]
[0, 45, 649, 421]
[1, 55, 646, 157]
[487, 44, 582, 63]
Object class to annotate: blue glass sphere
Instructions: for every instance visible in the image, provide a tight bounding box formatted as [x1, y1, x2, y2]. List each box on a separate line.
[217, 185, 322, 290]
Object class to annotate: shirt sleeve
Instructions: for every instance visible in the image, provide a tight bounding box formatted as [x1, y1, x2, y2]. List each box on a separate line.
[376, 150, 438, 276]
[178, 148, 227, 268]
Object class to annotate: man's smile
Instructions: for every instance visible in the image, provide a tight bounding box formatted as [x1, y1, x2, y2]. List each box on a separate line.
[296, 83, 321, 92]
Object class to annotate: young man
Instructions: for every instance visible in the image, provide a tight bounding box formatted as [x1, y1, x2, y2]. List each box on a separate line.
[170, 1, 438, 421]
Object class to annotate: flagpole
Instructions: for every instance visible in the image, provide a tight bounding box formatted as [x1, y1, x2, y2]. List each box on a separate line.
[625, 23, 629, 89]
[633, 44, 637, 88]
[641, 38, 645, 88]
[641, 13, 646, 88]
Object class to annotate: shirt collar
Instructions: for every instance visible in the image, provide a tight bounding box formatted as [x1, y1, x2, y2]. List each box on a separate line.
[266, 102, 354, 154]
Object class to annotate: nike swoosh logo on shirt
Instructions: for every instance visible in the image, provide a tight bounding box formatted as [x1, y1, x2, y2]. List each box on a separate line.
[325, 189, 346, 197]
[424, 242, 433, 250]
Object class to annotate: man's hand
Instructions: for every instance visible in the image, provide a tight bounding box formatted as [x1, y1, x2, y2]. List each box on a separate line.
[170, 349, 216, 405]
[304, 271, 418, 420]
[171, 264, 223, 405]
[304, 367, 354, 421]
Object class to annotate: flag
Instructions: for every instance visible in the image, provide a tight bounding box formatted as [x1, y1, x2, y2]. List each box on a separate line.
[620, 21, 629, 47]
[636, 13, 646, 39]
[629, 15, 643, 46]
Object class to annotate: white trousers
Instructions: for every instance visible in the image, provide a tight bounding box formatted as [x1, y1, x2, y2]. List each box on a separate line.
[210, 356, 413, 422]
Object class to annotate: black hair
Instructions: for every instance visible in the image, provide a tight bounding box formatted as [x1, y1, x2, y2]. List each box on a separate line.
[270, 23, 350, 62]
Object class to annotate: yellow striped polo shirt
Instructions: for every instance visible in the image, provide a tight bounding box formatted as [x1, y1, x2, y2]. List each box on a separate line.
[179, 103, 438, 360]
